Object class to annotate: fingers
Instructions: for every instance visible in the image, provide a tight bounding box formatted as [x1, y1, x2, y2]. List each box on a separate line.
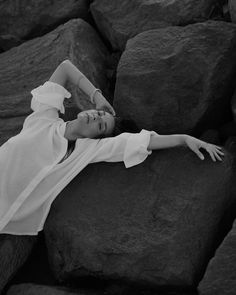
[189, 139, 225, 162]
[106, 105, 116, 116]
[215, 148, 224, 155]
[214, 151, 223, 161]
[207, 149, 217, 162]
[205, 144, 224, 162]
[107, 105, 116, 116]
[193, 148, 205, 160]
[97, 104, 116, 116]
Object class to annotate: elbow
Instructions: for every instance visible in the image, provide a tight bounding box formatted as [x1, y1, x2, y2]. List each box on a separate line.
[62, 59, 71, 64]
[61, 59, 72, 66]
[59, 60, 72, 81]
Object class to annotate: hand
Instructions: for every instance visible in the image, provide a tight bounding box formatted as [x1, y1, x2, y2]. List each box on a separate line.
[94, 91, 116, 116]
[185, 136, 224, 162]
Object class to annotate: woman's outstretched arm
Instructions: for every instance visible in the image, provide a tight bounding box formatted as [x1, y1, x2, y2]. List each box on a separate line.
[49, 60, 115, 115]
[148, 133, 224, 162]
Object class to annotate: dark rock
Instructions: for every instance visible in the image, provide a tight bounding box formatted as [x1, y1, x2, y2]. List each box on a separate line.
[218, 121, 236, 144]
[198, 219, 236, 295]
[0, 18, 110, 145]
[113, 21, 236, 135]
[4, 232, 56, 289]
[104, 282, 198, 295]
[44, 147, 235, 289]
[229, 0, 236, 22]
[197, 139, 236, 295]
[0, 234, 37, 294]
[0, 34, 23, 52]
[0, 0, 90, 46]
[225, 136, 236, 155]
[6, 282, 101, 295]
[90, 0, 217, 51]
[231, 87, 236, 121]
[199, 129, 220, 145]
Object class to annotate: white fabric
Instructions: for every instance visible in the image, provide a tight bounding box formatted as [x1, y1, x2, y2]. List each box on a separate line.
[0, 81, 154, 236]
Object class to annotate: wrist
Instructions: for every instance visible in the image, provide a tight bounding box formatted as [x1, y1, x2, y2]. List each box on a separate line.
[182, 134, 190, 146]
[93, 89, 104, 105]
[90, 88, 102, 104]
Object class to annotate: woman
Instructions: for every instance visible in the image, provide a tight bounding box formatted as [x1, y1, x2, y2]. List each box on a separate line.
[0, 60, 223, 236]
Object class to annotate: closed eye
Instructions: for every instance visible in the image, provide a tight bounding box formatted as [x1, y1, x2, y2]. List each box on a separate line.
[98, 110, 105, 117]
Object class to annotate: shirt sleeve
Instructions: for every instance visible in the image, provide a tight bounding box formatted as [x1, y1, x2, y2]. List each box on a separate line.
[91, 129, 157, 168]
[30, 81, 71, 114]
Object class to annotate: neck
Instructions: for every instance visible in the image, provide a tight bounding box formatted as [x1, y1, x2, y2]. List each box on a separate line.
[64, 121, 82, 141]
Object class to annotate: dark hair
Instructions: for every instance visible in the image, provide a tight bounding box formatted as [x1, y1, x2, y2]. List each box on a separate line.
[112, 117, 141, 136]
[94, 116, 141, 139]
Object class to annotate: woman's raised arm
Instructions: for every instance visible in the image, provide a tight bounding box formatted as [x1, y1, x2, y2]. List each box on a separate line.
[49, 61, 67, 86]
[50, 60, 115, 115]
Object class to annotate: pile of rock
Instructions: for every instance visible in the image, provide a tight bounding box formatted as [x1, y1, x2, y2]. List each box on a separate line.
[1, 1, 236, 295]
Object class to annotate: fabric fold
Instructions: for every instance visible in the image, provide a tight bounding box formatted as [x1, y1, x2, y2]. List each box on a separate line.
[0, 81, 155, 235]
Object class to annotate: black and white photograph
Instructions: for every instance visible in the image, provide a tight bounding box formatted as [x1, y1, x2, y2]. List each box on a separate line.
[0, 1, 235, 295]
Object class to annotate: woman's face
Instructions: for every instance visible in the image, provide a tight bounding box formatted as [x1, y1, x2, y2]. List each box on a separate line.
[72, 109, 115, 139]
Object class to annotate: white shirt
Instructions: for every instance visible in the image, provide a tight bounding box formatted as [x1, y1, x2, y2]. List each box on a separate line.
[0, 81, 154, 235]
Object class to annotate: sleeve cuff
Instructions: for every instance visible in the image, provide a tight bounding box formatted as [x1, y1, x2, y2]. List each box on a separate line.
[30, 81, 71, 113]
[124, 129, 153, 168]
[44, 81, 71, 99]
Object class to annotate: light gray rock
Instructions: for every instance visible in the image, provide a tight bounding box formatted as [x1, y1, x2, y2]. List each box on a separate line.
[90, 0, 217, 50]
[113, 21, 236, 135]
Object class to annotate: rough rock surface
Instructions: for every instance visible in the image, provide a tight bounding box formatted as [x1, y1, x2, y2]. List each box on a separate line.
[0, 0, 90, 47]
[231, 87, 236, 122]
[0, 235, 37, 294]
[0, 34, 22, 53]
[198, 218, 236, 295]
[44, 147, 235, 289]
[113, 21, 236, 135]
[229, 0, 236, 23]
[6, 282, 101, 295]
[90, 0, 217, 50]
[0, 18, 110, 146]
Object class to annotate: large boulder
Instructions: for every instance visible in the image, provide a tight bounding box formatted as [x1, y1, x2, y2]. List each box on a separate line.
[0, 18, 110, 146]
[113, 21, 236, 135]
[0, 235, 37, 294]
[90, 0, 217, 51]
[0, 0, 90, 49]
[44, 147, 235, 289]
[198, 137, 236, 295]
[6, 283, 99, 295]
[231, 86, 236, 123]
[198, 218, 236, 295]
[0, 34, 22, 53]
